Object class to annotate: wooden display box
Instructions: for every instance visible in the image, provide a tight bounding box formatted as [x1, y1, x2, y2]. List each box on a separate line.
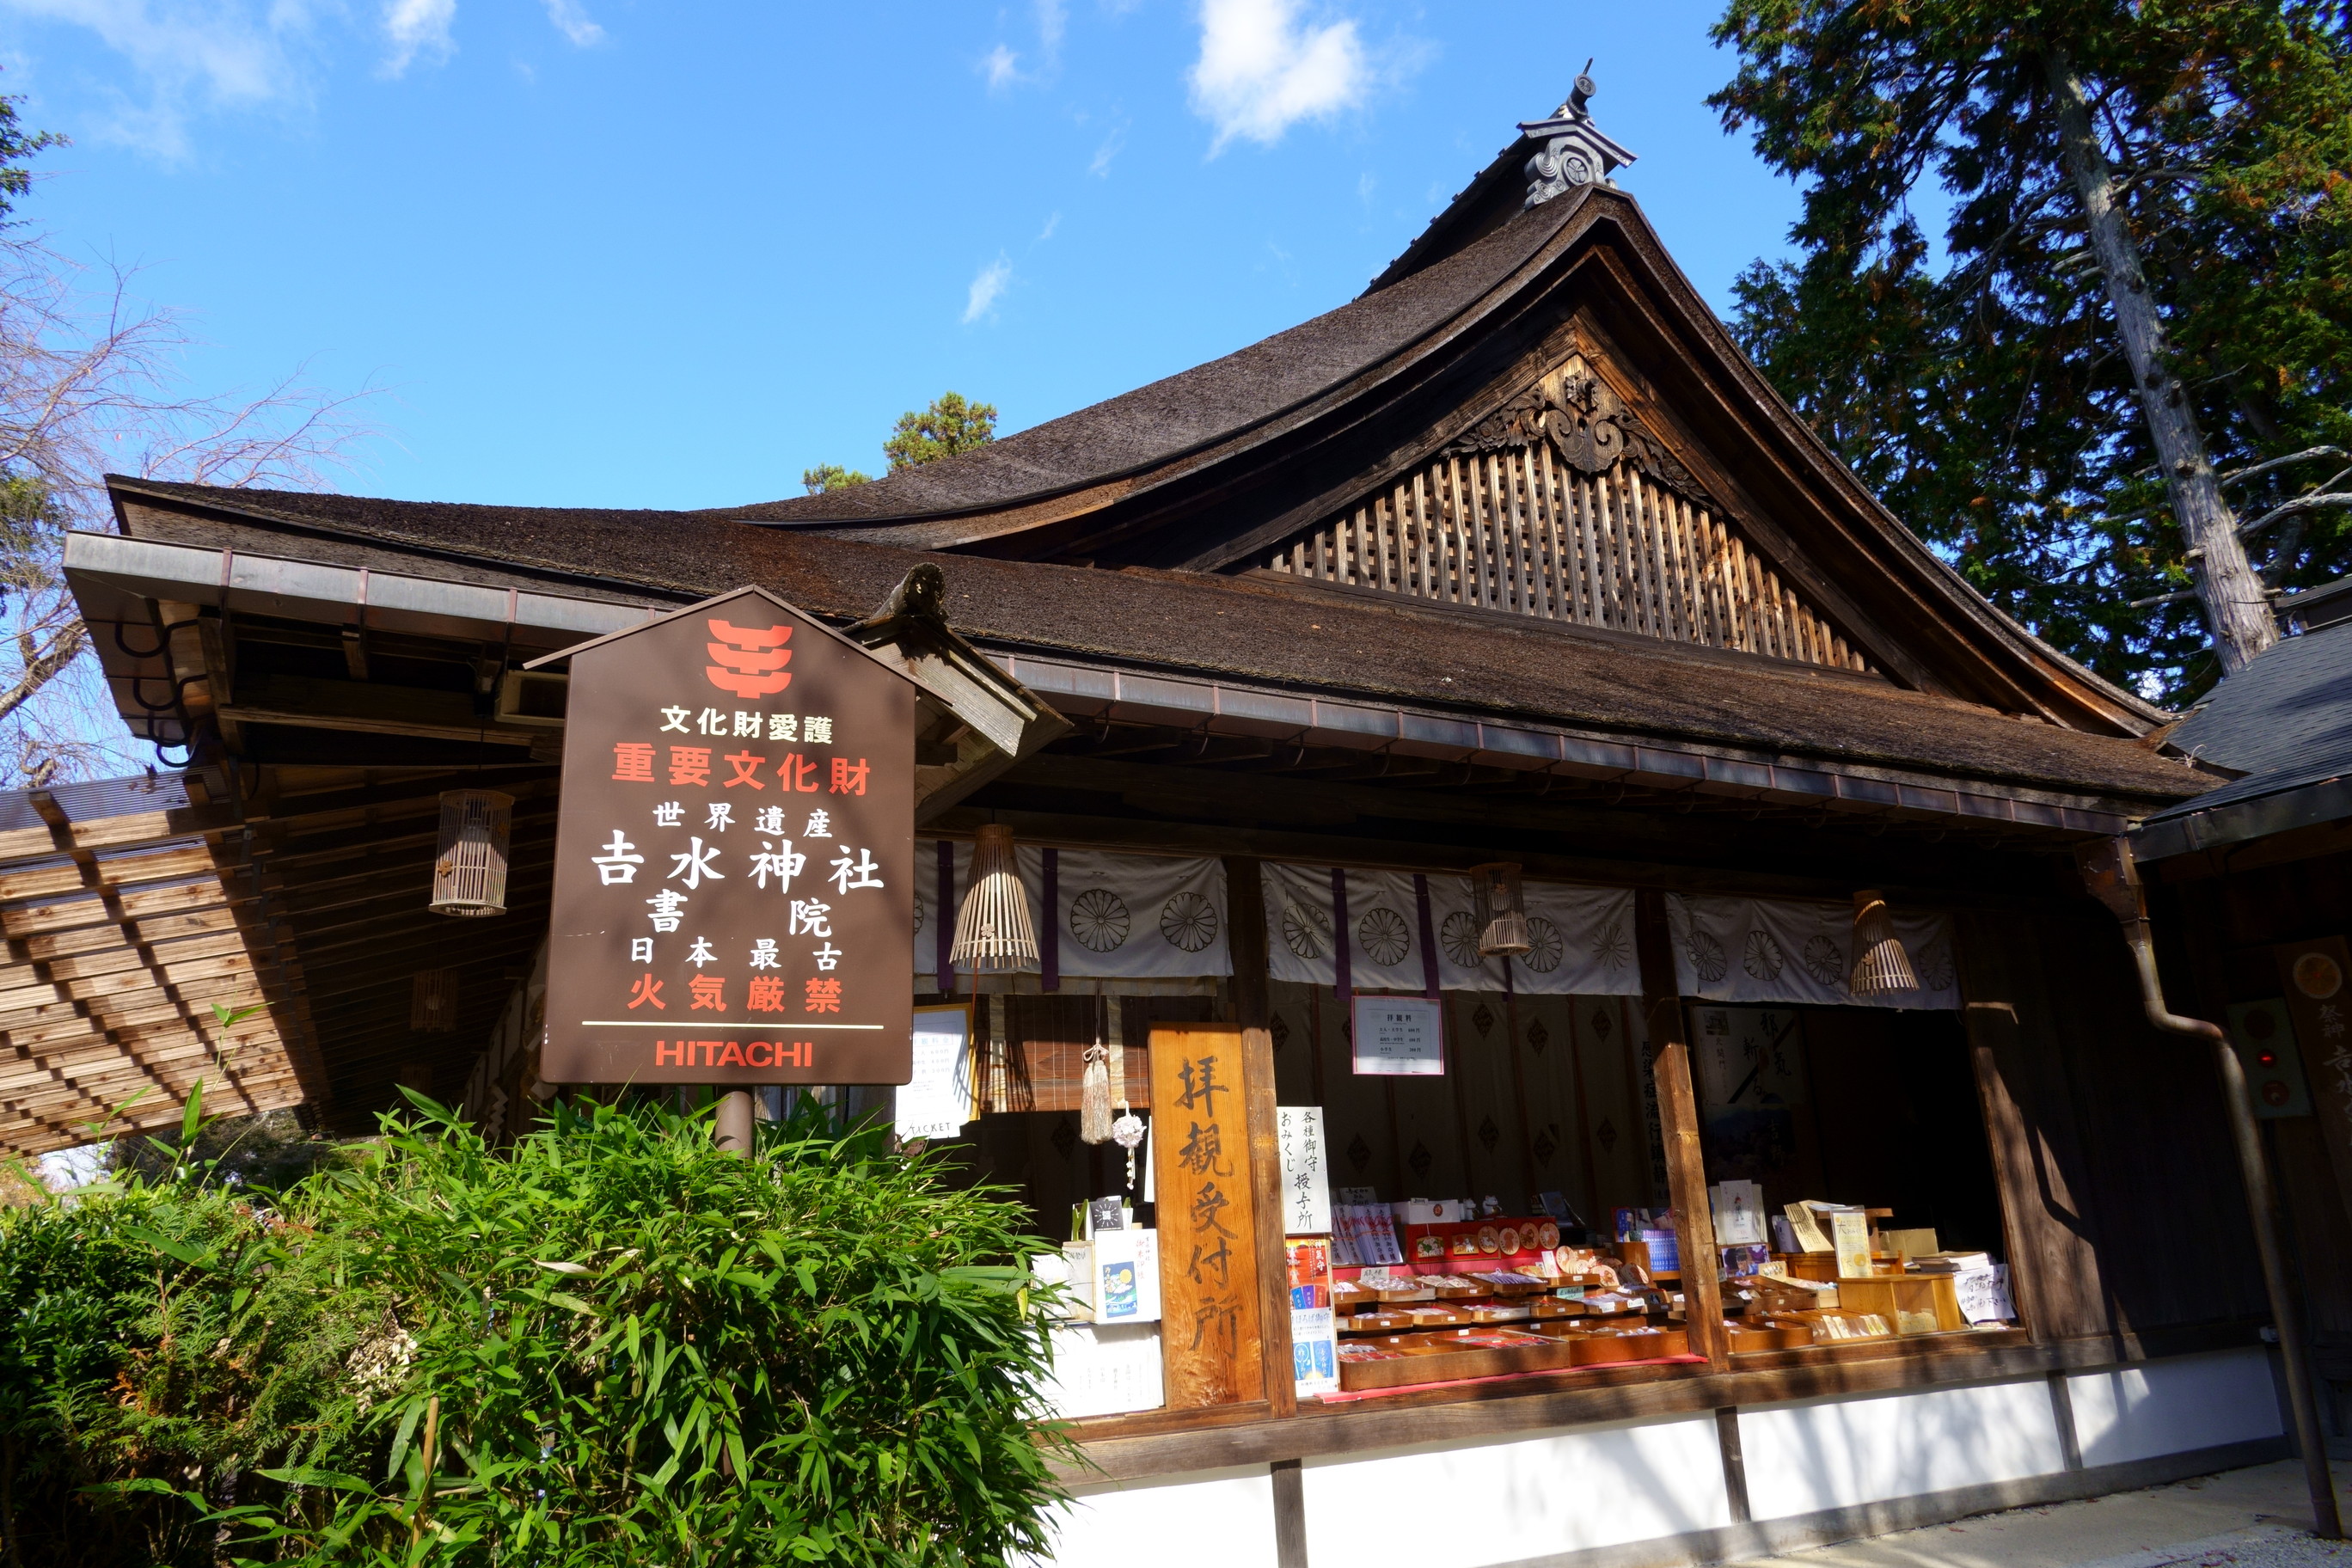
[1834, 1275, 1966, 1334]
[1727, 1320, 1814, 1352]
[1335, 1330, 1581, 1391]
[1523, 1324, 1693, 1363]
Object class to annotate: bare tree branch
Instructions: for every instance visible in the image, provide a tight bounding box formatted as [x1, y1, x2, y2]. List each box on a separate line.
[0, 236, 378, 787]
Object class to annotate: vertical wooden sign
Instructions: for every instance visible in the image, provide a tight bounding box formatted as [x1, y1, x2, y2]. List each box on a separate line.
[2275, 935, 2352, 1232]
[1151, 1024, 1266, 1407]
[538, 586, 918, 1086]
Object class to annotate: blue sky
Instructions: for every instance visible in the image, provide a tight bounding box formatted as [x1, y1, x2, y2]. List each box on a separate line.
[0, 0, 1805, 511]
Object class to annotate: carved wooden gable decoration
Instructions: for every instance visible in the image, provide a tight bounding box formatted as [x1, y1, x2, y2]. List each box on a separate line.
[1265, 353, 1870, 673]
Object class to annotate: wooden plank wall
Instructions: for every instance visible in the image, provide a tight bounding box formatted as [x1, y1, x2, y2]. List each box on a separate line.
[1263, 980, 1652, 1222]
[1266, 445, 1868, 672]
[1957, 905, 2266, 1347]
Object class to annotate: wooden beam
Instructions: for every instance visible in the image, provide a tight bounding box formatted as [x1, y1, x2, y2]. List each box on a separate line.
[1635, 887, 1729, 1369]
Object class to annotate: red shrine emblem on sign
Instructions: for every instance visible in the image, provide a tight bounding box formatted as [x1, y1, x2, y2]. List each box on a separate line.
[705, 620, 793, 698]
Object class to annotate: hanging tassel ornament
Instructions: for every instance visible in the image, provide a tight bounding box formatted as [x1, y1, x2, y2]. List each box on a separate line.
[1111, 1102, 1145, 1190]
[1080, 1044, 1112, 1144]
[1848, 889, 1920, 995]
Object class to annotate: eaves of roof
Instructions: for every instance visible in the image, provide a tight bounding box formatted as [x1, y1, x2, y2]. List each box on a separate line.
[99, 478, 2214, 813]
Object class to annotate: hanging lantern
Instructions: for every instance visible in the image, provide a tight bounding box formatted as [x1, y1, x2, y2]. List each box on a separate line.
[431, 789, 512, 916]
[950, 824, 1038, 972]
[1848, 889, 1920, 995]
[1471, 861, 1531, 956]
[411, 969, 459, 1032]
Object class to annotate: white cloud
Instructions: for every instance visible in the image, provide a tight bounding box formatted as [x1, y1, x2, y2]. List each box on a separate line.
[1034, 0, 1064, 53]
[0, 0, 315, 156]
[1188, 0, 1367, 152]
[540, 0, 601, 47]
[1087, 123, 1125, 176]
[980, 41, 1018, 91]
[962, 254, 1011, 324]
[1037, 210, 1060, 242]
[380, 0, 453, 76]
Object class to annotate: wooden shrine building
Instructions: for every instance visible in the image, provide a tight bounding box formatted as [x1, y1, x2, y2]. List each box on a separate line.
[47, 83, 2336, 1568]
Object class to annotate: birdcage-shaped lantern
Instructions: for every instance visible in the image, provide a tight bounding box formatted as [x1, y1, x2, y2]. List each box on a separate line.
[1848, 889, 1919, 995]
[950, 824, 1038, 973]
[411, 969, 459, 1032]
[1471, 861, 1531, 956]
[430, 789, 511, 916]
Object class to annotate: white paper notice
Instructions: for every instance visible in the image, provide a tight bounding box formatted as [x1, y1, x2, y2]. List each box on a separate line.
[1351, 995, 1445, 1076]
[1277, 1106, 1332, 1236]
[895, 1004, 972, 1142]
[1954, 1264, 2016, 1324]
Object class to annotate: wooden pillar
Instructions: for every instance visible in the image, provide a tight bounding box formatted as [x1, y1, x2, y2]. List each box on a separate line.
[1634, 888, 1730, 1369]
[1224, 856, 1297, 1418]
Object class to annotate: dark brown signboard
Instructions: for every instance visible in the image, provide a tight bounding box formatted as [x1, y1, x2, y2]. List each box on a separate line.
[541, 586, 916, 1085]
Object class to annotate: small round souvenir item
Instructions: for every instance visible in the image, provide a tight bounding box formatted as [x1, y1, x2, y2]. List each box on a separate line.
[1110, 1104, 1146, 1185]
[1537, 1222, 1562, 1250]
[1478, 1225, 1503, 1254]
[1498, 1225, 1522, 1254]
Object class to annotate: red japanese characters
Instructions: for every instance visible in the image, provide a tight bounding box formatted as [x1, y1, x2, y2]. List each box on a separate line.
[539, 587, 916, 1086]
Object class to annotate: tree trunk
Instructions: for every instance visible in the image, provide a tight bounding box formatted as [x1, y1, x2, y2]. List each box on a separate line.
[2043, 50, 2278, 676]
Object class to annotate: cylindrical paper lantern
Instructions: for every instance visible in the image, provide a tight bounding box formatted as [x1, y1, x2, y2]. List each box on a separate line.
[950, 824, 1038, 972]
[1848, 889, 1920, 995]
[1472, 861, 1531, 956]
[430, 789, 512, 916]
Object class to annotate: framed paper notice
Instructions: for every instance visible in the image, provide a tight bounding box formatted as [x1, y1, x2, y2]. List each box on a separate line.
[1351, 995, 1445, 1076]
[895, 1003, 973, 1143]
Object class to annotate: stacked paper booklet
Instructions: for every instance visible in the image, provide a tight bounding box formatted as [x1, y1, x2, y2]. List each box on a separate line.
[1907, 1252, 1991, 1275]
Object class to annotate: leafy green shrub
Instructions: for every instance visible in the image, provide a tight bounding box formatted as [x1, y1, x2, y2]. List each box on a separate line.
[1, 1093, 1067, 1567]
[0, 1157, 380, 1566]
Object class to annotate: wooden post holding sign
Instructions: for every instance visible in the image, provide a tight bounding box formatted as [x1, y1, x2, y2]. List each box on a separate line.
[536, 587, 917, 1089]
[1151, 1025, 1266, 1408]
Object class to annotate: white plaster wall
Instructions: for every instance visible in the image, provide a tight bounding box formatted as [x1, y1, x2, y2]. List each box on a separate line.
[1040, 1465, 1278, 1568]
[2067, 1347, 2281, 1467]
[1300, 1416, 1732, 1568]
[1742, 1376, 2067, 1521]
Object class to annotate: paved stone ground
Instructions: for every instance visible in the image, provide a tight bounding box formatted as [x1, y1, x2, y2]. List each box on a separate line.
[1726, 1461, 2352, 1568]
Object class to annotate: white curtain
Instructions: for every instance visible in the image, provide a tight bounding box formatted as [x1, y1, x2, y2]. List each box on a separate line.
[1667, 893, 1959, 1010]
[915, 844, 1231, 982]
[1260, 864, 1643, 996]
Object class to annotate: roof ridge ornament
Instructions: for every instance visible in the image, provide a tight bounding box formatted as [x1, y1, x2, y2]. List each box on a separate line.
[1519, 61, 1637, 207]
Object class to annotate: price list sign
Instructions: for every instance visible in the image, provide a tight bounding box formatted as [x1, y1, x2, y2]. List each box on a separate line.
[541, 587, 916, 1085]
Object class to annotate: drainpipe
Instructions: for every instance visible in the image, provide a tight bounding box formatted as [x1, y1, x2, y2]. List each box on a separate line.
[2077, 838, 2340, 1539]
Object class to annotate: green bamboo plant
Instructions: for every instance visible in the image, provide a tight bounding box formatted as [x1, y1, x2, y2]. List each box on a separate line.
[0, 1089, 1069, 1567]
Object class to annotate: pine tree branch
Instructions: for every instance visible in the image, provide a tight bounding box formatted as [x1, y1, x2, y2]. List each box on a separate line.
[2239, 493, 2352, 538]
[2220, 447, 2349, 489]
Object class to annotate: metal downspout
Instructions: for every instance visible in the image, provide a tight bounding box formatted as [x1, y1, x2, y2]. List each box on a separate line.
[2078, 838, 2341, 1539]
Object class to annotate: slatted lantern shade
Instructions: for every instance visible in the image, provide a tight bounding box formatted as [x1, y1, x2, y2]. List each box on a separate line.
[950, 824, 1038, 973]
[431, 789, 512, 916]
[411, 969, 459, 1032]
[1472, 861, 1531, 956]
[1848, 889, 1920, 995]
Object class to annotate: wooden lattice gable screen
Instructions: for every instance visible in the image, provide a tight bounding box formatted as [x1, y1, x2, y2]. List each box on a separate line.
[1265, 354, 1871, 672]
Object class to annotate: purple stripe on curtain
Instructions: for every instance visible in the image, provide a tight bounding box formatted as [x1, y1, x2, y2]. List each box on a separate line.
[935, 839, 955, 996]
[1331, 867, 1352, 1001]
[1413, 873, 1440, 998]
[1041, 847, 1060, 992]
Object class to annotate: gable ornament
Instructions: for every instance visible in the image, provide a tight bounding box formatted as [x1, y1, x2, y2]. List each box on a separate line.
[1444, 356, 1707, 500]
[1519, 70, 1638, 207]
